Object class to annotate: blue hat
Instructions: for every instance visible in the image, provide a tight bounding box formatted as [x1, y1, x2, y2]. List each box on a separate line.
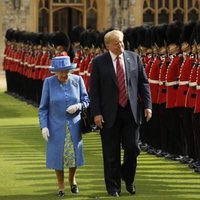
[49, 56, 76, 72]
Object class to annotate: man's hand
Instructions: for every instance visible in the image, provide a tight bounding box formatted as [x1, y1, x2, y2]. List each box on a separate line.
[42, 127, 50, 142]
[145, 108, 152, 122]
[94, 115, 104, 129]
[66, 103, 81, 114]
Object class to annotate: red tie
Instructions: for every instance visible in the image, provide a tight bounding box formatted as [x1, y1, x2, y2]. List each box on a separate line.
[116, 56, 128, 107]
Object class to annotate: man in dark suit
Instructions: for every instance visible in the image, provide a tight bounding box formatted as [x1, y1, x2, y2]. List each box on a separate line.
[89, 30, 152, 197]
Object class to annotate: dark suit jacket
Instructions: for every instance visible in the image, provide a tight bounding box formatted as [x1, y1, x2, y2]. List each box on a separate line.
[89, 51, 152, 128]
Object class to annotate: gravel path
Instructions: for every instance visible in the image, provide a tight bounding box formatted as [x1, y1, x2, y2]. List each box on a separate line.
[0, 70, 6, 90]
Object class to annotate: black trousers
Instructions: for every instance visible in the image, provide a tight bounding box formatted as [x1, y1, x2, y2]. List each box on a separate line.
[165, 108, 182, 155]
[100, 102, 140, 193]
[193, 113, 200, 161]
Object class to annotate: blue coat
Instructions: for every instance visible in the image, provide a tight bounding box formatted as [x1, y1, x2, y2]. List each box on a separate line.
[38, 74, 89, 170]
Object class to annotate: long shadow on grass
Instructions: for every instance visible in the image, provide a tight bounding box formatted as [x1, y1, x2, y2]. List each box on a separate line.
[0, 104, 23, 118]
[0, 92, 37, 118]
[1, 123, 200, 200]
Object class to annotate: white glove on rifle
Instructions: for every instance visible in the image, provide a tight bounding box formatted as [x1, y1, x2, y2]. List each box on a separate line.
[42, 127, 50, 142]
[66, 103, 82, 114]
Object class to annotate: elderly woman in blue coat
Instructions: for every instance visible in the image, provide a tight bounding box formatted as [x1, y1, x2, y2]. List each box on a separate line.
[38, 56, 89, 197]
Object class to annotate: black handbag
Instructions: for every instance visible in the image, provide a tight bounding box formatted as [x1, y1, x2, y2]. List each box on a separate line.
[81, 105, 92, 134]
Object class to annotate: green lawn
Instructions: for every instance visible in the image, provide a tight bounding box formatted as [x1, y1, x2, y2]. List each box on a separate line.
[0, 90, 200, 200]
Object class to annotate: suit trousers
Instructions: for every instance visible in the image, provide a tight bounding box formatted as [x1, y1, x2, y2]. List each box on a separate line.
[100, 102, 140, 193]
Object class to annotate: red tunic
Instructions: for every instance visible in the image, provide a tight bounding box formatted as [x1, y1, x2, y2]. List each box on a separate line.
[175, 55, 194, 107]
[79, 58, 85, 79]
[144, 56, 153, 78]
[85, 54, 94, 91]
[148, 57, 161, 104]
[157, 56, 169, 104]
[34, 50, 42, 80]
[38, 51, 48, 80]
[2, 43, 9, 70]
[72, 50, 82, 75]
[194, 62, 200, 113]
[185, 62, 198, 108]
[7, 44, 14, 71]
[165, 55, 182, 108]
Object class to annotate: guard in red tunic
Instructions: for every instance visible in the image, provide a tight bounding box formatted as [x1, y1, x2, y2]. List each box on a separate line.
[72, 49, 82, 75]
[176, 21, 197, 164]
[4, 29, 16, 94]
[194, 63, 200, 113]
[38, 33, 49, 81]
[191, 22, 200, 172]
[194, 62, 200, 172]
[83, 29, 100, 89]
[143, 26, 153, 78]
[185, 63, 197, 108]
[155, 24, 169, 156]
[52, 31, 69, 57]
[70, 25, 85, 75]
[45, 31, 70, 79]
[129, 26, 152, 150]
[165, 21, 184, 160]
[176, 22, 197, 107]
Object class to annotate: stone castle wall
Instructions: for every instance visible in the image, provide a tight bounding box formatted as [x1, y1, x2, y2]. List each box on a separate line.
[0, 0, 139, 70]
[0, 0, 33, 70]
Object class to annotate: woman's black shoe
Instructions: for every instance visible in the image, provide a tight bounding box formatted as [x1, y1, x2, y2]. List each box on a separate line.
[57, 190, 65, 197]
[71, 184, 79, 193]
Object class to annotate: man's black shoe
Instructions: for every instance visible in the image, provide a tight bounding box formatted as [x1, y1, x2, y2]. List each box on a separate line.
[126, 183, 136, 194]
[108, 192, 119, 197]
[71, 184, 79, 193]
[57, 190, 65, 197]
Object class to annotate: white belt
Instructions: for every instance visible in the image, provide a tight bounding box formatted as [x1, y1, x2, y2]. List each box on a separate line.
[148, 79, 159, 84]
[165, 81, 178, 86]
[196, 85, 200, 90]
[13, 58, 20, 62]
[28, 64, 35, 67]
[189, 82, 197, 87]
[159, 81, 165, 86]
[38, 65, 49, 69]
[179, 81, 189, 85]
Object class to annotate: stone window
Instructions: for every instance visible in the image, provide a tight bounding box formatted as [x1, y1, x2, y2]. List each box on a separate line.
[143, 0, 200, 25]
[39, 0, 97, 32]
[39, 0, 50, 33]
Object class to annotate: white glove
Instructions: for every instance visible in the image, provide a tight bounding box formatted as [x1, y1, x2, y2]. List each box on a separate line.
[42, 127, 50, 142]
[66, 103, 81, 114]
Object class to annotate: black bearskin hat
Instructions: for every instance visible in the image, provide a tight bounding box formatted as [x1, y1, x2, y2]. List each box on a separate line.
[144, 26, 153, 48]
[179, 21, 196, 44]
[123, 27, 132, 50]
[166, 20, 183, 45]
[155, 24, 168, 47]
[137, 26, 146, 47]
[52, 31, 70, 50]
[70, 25, 85, 44]
[190, 21, 200, 45]
[86, 29, 99, 48]
[5, 28, 15, 41]
[130, 26, 140, 50]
